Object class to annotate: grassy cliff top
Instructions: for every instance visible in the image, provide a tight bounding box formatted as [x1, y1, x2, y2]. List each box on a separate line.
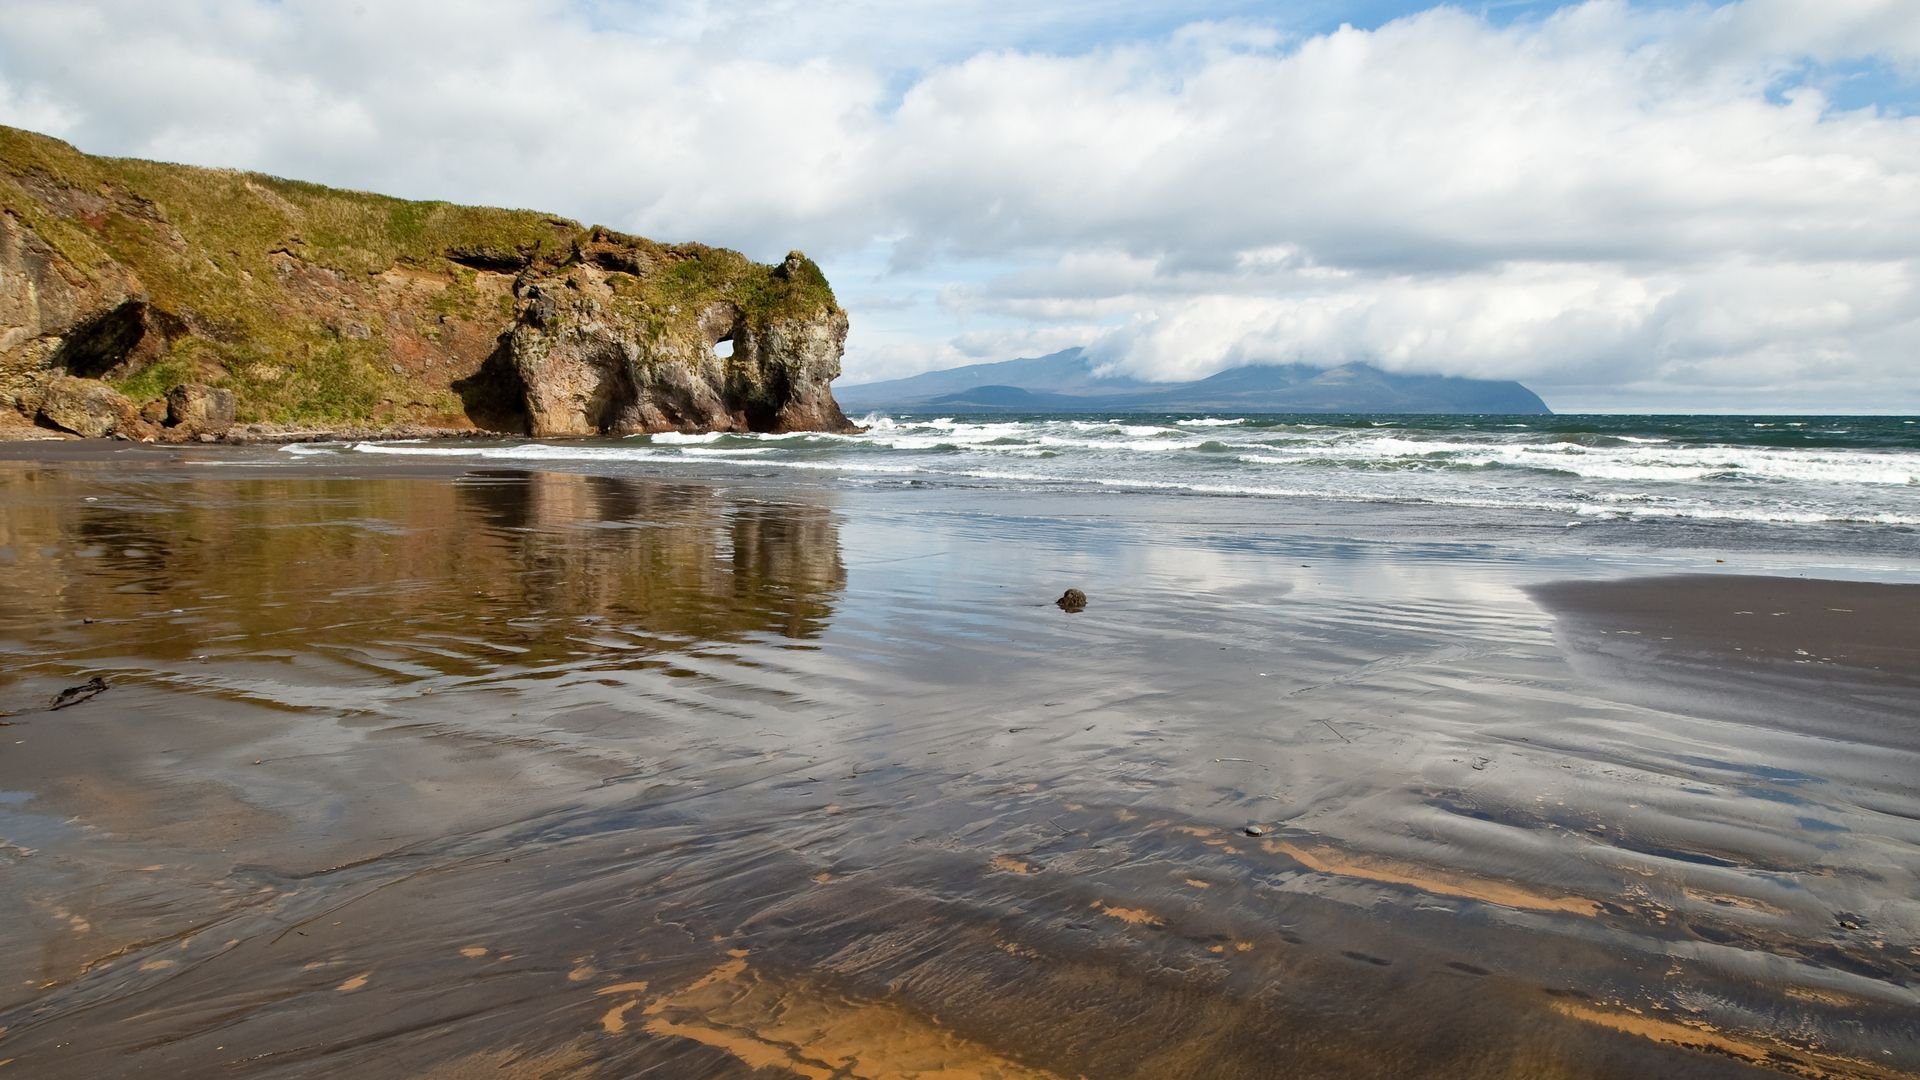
[0, 125, 837, 422]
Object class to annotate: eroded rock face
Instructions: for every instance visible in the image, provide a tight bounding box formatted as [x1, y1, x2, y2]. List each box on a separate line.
[37, 375, 146, 438]
[0, 212, 148, 416]
[506, 246, 856, 437]
[165, 383, 236, 436]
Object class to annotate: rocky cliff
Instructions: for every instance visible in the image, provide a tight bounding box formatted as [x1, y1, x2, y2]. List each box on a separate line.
[0, 125, 855, 439]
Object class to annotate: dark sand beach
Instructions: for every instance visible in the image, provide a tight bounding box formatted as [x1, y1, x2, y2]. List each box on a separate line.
[1, 443, 1917, 1078]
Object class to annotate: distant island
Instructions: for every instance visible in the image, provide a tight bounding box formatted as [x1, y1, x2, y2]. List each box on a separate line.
[837, 347, 1552, 415]
[0, 125, 855, 441]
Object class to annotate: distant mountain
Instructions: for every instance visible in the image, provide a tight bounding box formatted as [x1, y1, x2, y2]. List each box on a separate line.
[838, 349, 1551, 415]
[836, 347, 1142, 406]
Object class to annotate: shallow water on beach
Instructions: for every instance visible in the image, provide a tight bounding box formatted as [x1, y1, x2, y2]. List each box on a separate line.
[1, 448, 1917, 1078]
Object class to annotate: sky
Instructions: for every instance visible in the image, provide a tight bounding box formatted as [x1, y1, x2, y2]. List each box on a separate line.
[2, 1, 1918, 412]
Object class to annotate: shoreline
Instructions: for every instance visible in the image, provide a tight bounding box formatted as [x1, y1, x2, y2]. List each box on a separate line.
[0, 414, 504, 445]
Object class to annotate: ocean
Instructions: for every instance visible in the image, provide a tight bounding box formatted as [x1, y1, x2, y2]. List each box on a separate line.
[321, 412, 1920, 530]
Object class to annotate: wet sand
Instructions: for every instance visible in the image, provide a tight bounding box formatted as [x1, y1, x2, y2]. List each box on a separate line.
[1, 445, 1917, 1078]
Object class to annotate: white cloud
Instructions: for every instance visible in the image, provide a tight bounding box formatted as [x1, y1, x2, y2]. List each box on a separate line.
[2, 0, 1918, 409]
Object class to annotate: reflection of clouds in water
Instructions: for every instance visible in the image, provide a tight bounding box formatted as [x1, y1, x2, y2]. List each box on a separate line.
[1130, 543, 1246, 596]
[1289, 554, 1535, 614]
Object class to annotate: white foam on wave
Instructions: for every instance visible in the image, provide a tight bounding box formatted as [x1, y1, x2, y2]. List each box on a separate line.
[1219, 434, 1919, 486]
[1034, 435, 1206, 454]
[1174, 417, 1246, 427]
[1591, 491, 1671, 504]
[349, 442, 667, 461]
[647, 431, 727, 444]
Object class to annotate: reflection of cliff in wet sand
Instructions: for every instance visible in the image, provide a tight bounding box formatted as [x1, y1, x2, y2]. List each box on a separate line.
[0, 466, 846, 661]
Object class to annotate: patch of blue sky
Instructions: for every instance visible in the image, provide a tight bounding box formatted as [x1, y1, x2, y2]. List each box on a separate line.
[1768, 57, 1920, 116]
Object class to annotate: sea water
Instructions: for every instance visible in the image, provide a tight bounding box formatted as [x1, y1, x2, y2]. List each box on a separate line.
[326, 413, 1920, 530]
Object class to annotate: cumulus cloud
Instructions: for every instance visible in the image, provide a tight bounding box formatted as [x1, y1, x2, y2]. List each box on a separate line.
[1, 0, 1917, 408]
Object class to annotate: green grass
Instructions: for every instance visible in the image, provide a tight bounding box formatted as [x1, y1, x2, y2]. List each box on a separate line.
[115, 354, 197, 405]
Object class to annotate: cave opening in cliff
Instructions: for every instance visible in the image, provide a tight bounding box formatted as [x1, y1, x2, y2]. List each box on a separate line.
[586, 343, 640, 433]
[713, 337, 734, 359]
[453, 339, 532, 434]
[52, 299, 148, 379]
[743, 368, 790, 432]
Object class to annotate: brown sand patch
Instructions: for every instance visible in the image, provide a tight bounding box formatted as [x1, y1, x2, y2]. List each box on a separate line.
[812, 870, 833, 883]
[637, 956, 1058, 1079]
[335, 972, 370, 992]
[1182, 878, 1211, 889]
[458, 946, 488, 958]
[49, 908, 90, 935]
[593, 982, 650, 996]
[1550, 1000, 1895, 1079]
[1266, 840, 1600, 916]
[990, 855, 1035, 875]
[599, 1000, 638, 1035]
[1782, 985, 1873, 1008]
[1089, 901, 1163, 927]
[644, 957, 746, 1015]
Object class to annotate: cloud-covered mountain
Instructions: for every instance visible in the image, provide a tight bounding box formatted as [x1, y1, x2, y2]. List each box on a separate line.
[837, 349, 1550, 414]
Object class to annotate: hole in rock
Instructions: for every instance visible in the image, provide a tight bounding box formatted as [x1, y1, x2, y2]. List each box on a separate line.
[714, 338, 735, 359]
[54, 300, 149, 378]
